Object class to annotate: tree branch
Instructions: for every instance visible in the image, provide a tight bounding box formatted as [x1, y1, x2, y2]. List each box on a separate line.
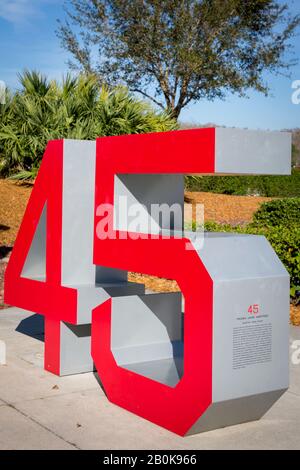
[130, 88, 165, 110]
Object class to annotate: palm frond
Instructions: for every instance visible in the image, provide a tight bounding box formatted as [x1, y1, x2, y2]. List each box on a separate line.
[0, 72, 178, 178]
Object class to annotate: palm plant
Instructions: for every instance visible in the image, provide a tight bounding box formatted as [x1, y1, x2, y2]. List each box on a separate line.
[0, 71, 177, 179]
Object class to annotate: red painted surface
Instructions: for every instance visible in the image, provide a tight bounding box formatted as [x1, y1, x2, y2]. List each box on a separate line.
[44, 318, 61, 375]
[92, 244, 213, 436]
[5, 129, 216, 428]
[5, 140, 77, 323]
[92, 129, 215, 435]
[4, 140, 77, 375]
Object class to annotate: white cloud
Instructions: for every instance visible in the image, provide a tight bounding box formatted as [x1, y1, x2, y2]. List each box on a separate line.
[0, 0, 57, 26]
[0, 0, 36, 24]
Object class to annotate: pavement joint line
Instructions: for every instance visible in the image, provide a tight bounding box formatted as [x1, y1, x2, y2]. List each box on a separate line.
[286, 390, 300, 399]
[0, 398, 80, 450]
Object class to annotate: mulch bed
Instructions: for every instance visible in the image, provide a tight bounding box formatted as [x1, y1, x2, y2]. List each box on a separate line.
[0, 179, 299, 325]
[184, 191, 274, 226]
[0, 179, 33, 247]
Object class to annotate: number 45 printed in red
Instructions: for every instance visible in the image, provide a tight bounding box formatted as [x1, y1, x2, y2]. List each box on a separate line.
[248, 304, 260, 315]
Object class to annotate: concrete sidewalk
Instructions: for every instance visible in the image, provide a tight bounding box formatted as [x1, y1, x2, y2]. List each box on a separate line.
[0, 307, 299, 450]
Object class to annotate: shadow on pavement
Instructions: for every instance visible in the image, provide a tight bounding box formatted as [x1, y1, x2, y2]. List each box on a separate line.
[15, 313, 44, 342]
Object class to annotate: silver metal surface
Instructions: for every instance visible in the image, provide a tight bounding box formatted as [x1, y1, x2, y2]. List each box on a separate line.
[111, 293, 183, 386]
[21, 204, 46, 280]
[187, 389, 286, 435]
[215, 128, 291, 175]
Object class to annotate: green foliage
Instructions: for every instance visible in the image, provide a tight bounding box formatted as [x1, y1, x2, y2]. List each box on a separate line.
[185, 170, 300, 197]
[252, 198, 300, 227]
[292, 143, 300, 167]
[0, 71, 177, 179]
[58, 0, 300, 118]
[204, 200, 300, 302]
[266, 226, 300, 301]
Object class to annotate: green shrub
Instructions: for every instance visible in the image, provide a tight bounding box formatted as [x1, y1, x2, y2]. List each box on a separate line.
[252, 198, 300, 228]
[185, 170, 300, 197]
[266, 226, 300, 300]
[0, 71, 177, 179]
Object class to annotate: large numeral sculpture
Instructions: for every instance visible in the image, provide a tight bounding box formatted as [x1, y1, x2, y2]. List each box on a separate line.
[5, 128, 291, 435]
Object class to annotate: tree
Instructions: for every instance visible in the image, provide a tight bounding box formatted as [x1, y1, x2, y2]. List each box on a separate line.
[57, 0, 300, 119]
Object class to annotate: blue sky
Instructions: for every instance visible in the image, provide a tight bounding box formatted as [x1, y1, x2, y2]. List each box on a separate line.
[0, 0, 300, 130]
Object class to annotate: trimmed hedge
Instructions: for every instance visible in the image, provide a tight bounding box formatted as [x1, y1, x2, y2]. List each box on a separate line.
[252, 198, 300, 227]
[185, 169, 300, 197]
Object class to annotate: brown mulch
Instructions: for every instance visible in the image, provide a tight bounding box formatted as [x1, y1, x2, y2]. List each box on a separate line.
[184, 191, 274, 226]
[290, 305, 300, 327]
[0, 179, 299, 325]
[0, 179, 33, 308]
[128, 272, 180, 293]
[0, 179, 33, 247]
